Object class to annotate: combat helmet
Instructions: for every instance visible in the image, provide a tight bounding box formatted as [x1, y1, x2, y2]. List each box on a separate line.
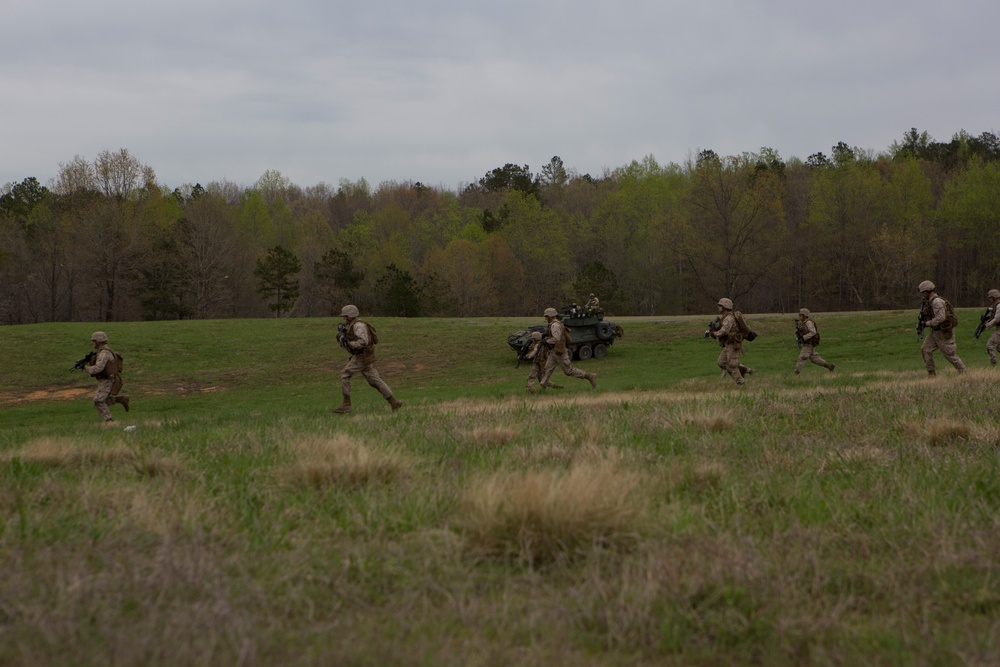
[918, 280, 935, 293]
[91, 331, 108, 343]
[543, 307, 558, 318]
[799, 308, 811, 317]
[717, 298, 733, 310]
[988, 289, 1000, 299]
[341, 304, 360, 318]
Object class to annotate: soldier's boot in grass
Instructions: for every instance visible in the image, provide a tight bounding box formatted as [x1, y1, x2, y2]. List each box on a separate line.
[585, 372, 597, 389]
[927, 370, 936, 377]
[387, 396, 403, 412]
[827, 363, 835, 372]
[333, 395, 352, 413]
[117, 394, 130, 412]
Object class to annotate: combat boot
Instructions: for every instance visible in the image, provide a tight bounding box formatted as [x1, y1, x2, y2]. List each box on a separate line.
[333, 395, 353, 413]
[827, 364, 835, 372]
[585, 372, 597, 389]
[117, 394, 130, 412]
[387, 396, 403, 412]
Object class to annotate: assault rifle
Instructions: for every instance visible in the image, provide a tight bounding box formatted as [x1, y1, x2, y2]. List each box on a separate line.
[974, 307, 991, 339]
[916, 299, 932, 340]
[70, 350, 96, 371]
[795, 320, 804, 349]
[703, 316, 721, 339]
[336, 323, 351, 350]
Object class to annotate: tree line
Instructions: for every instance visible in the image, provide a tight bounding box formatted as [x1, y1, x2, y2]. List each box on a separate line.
[2, 129, 999, 324]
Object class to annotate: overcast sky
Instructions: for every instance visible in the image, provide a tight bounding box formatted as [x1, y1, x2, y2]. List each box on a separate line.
[3, 0, 998, 192]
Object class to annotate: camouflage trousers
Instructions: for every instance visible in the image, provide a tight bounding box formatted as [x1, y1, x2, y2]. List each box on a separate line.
[717, 343, 746, 385]
[796, 344, 831, 373]
[921, 330, 966, 374]
[340, 356, 393, 399]
[525, 358, 545, 390]
[93, 378, 122, 421]
[540, 349, 587, 386]
[987, 330, 1000, 365]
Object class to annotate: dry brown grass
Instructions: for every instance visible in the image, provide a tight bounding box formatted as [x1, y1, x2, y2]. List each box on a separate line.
[926, 418, 972, 447]
[285, 434, 413, 489]
[457, 460, 646, 564]
[455, 425, 520, 448]
[4, 437, 137, 468]
[677, 405, 736, 433]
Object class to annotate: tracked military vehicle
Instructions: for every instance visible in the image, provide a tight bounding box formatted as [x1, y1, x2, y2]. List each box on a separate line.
[507, 306, 624, 362]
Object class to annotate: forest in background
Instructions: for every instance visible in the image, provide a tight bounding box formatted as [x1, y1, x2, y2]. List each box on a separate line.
[2, 128, 999, 324]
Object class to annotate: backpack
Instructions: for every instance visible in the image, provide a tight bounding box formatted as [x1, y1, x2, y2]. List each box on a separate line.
[941, 299, 958, 331]
[112, 351, 124, 374]
[365, 323, 379, 346]
[733, 311, 758, 342]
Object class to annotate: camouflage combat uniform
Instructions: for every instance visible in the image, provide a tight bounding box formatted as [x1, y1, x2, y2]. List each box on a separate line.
[920, 294, 966, 375]
[539, 310, 596, 389]
[795, 315, 834, 374]
[334, 306, 402, 413]
[86, 339, 128, 422]
[524, 335, 548, 393]
[711, 312, 748, 386]
[984, 295, 1000, 365]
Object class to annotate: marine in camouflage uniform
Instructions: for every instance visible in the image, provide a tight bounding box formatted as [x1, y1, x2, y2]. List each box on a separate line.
[795, 308, 835, 374]
[85, 331, 129, 424]
[983, 288, 1000, 366]
[918, 280, 966, 375]
[333, 305, 402, 413]
[707, 298, 752, 386]
[586, 293, 600, 313]
[524, 331, 548, 393]
[539, 307, 597, 389]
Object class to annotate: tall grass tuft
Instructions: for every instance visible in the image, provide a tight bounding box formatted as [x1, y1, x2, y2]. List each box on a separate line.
[3, 437, 136, 468]
[925, 418, 972, 447]
[678, 406, 736, 433]
[285, 434, 412, 489]
[457, 460, 645, 564]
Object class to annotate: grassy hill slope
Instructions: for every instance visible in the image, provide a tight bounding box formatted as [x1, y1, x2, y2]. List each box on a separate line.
[1, 311, 998, 666]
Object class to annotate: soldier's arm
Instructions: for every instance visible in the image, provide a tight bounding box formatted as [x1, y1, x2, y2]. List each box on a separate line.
[713, 316, 732, 338]
[544, 323, 560, 346]
[927, 298, 946, 327]
[986, 306, 1000, 328]
[87, 350, 111, 376]
[348, 322, 369, 350]
[802, 320, 817, 341]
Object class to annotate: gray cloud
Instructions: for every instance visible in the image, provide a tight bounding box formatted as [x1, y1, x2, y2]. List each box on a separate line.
[3, 0, 998, 190]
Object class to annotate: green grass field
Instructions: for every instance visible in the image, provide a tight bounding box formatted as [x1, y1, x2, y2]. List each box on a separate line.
[2, 311, 999, 666]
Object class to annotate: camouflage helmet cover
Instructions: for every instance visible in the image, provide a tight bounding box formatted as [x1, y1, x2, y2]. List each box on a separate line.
[530, 331, 542, 340]
[543, 307, 558, 317]
[341, 304, 360, 318]
[90, 331, 108, 343]
[918, 280, 935, 293]
[988, 289, 1000, 299]
[717, 298, 733, 310]
[799, 308, 811, 317]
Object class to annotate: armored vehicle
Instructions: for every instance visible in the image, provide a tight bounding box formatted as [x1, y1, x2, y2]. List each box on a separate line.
[507, 307, 624, 362]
